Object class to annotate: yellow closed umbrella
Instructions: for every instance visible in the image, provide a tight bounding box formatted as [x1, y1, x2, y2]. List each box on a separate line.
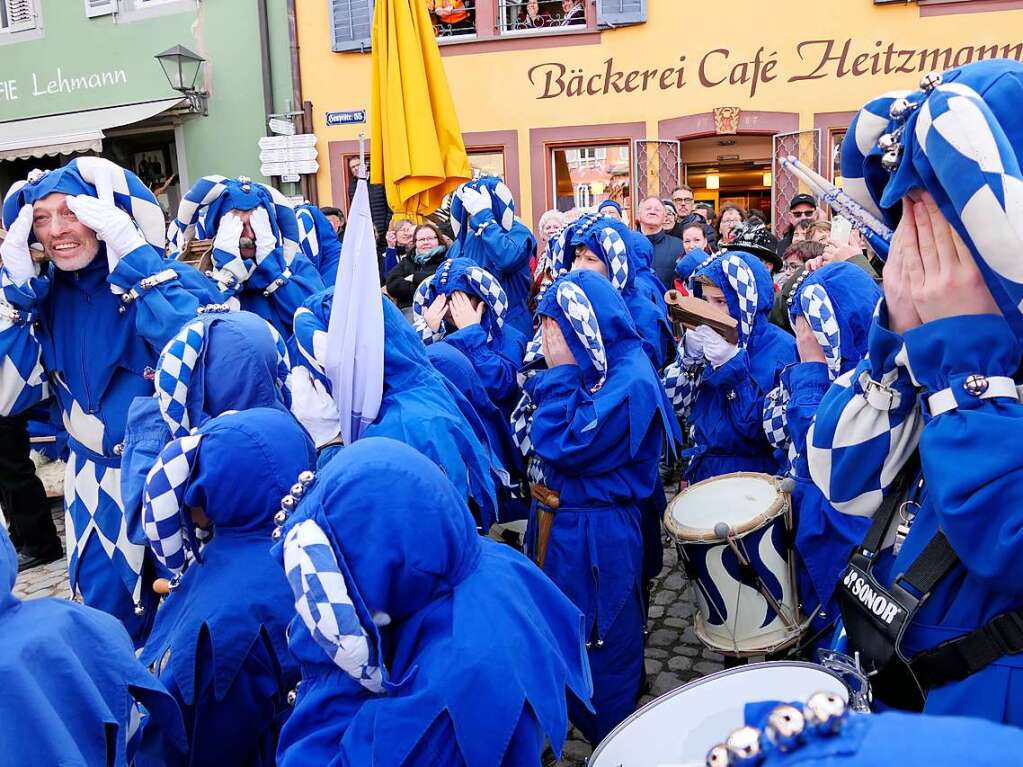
[370, 0, 472, 222]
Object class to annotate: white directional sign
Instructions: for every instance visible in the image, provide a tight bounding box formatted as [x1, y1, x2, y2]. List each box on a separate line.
[268, 117, 296, 135]
[258, 134, 318, 178]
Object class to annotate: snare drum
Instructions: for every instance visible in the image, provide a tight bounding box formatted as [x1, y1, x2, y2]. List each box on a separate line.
[589, 661, 848, 767]
[664, 472, 804, 656]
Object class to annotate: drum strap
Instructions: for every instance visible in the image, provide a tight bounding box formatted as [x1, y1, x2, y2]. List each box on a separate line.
[840, 453, 1023, 699]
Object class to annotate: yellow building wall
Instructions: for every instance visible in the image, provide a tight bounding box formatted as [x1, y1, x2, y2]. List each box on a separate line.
[295, 0, 1023, 221]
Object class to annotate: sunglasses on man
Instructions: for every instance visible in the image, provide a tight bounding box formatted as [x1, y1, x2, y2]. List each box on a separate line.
[790, 209, 816, 219]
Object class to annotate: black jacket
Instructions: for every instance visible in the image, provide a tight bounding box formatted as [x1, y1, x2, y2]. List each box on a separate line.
[385, 247, 449, 308]
[645, 230, 684, 289]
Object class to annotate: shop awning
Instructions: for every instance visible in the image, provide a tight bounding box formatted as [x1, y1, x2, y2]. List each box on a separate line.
[0, 97, 186, 162]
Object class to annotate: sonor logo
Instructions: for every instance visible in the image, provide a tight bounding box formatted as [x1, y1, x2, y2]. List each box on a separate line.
[842, 567, 901, 625]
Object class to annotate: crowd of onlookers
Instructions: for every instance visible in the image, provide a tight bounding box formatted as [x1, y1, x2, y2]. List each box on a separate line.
[426, 0, 587, 37]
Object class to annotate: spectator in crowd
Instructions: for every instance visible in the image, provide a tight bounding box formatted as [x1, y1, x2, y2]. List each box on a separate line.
[518, 0, 554, 28]
[675, 220, 713, 284]
[382, 217, 416, 277]
[637, 196, 684, 289]
[597, 198, 624, 221]
[0, 414, 62, 571]
[320, 206, 345, 240]
[536, 208, 566, 264]
[385, 222, 448, 310]
[783, 239, 825, 277]
[661, 199, 678, 233]
[561, 0, 586, 25]
[673, 185, 718, 250]
[716, 203, 746, 245]
[295, 202, 342, 286]
[776, 192, 819, 258]
[808, 219, 833, 244]
[695, 202, 714, 223]
[790, 217, 815, 245]
[346, 156, 391, 245]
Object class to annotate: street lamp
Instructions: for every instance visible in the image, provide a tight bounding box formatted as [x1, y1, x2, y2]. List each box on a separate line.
[155, 45, 208, 115]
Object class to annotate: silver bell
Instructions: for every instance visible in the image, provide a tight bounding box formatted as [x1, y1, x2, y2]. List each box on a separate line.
[281, 495, 296, 511]
[765, 704, 806, 752]
[290, 483, 305, 499]
[877, 133, 897, 151]
[889, 97, 912, 120]
[804, 691, 847, 735]
[274, 510, 288, 525]
[706, 744, 731, 767]
[920, 71, 943, 92]
[881, 146, 902, 173]
[271, 526, 283, 540]
[725, 726, 763, 767]
[134, 603, 146, 617]
[287, 688, 298, 705]
[298, 470, 315, 486]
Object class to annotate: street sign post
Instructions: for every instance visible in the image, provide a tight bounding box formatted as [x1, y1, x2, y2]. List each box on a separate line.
[257, 134, 318, 178]
[325, 110, 367, 126]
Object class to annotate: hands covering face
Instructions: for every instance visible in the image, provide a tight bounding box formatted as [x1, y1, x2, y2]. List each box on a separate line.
[884, 191, 999, 333]
[542, 316, 576, 368]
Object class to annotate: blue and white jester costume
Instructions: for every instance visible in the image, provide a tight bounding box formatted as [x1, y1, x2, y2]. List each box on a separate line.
[0, 158, 218, 643]
[761, 263, 880, 642]
[447, 177, 536, 337]
[271, 437, 593, 767]
[0, 520, 186, 766]
[511, 271, 677, 743]
[168, 175, 324, 337]
[289, 289, 498, 526]
[412, 256, 527, 413]
[121, 308, 294, 529]
[662, 251, 797, 484]
[296, 202, 342, 286]
[138, 408, 313, 767]
[552, 213, 675, 369]
[808, 60, 1023, 723]
[425, 341, 525, 525]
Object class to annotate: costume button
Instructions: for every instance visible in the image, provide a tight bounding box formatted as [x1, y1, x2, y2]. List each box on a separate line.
[963, 374, 989, 396]
[112, 443, 124, 456]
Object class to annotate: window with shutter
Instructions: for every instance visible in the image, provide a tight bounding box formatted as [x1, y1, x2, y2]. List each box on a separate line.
[595, 0, 646, 28]
[84, 0, 117, 18]
[3, 0, 37, 31]
[330, 0, 374, 53]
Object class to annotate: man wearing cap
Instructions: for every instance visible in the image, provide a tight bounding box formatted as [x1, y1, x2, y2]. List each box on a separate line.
[0, 158, 218, 644]
[777, 193, 819, 260]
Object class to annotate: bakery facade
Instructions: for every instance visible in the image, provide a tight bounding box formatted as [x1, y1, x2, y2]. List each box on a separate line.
[294, 0, 1023, 232]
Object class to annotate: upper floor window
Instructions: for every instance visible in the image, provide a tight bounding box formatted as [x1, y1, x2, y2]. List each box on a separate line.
[496, 0, 586, 35]
[2, 0, 38, 33]
[427, 0, 477, 38]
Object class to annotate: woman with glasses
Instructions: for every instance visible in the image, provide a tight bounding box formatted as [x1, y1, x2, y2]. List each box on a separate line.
[715, 203, 746, 245]
[385, 222, 449, 311]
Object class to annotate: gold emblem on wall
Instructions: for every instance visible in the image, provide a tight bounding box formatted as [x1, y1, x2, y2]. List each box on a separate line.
[714, 107, 741, 135]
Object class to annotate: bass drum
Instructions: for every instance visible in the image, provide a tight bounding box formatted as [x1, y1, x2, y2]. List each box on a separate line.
[589, 662, 848, 767]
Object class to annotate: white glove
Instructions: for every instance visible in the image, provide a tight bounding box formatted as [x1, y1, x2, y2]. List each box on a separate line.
[700, 326, 740, 369]
[681, 326, 707, 361]
[250, 207, 277, 264]
[0, 205, 37, 286]
[66, 195, 146, 271]
[459, 185, 492, 217]
[211, 213, 253, 288]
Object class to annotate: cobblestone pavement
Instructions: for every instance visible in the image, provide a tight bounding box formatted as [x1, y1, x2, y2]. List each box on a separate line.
[13, 496, 721, 767]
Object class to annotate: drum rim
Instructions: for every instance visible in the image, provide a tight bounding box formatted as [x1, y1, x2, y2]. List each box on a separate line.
[664, 471, 788, 542]
[588, 660, 847, 763]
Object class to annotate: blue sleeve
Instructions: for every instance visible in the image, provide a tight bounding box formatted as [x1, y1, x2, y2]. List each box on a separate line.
[444, 325, 522, 404]
[468, 213, 533, 275]
[904, 314, 1023, 588]
[247, 250, 326, 336]
[527, 365, 637, 474]
[277, 673, 372, 767]
[806, 301, 923, 518]
[382, 248, 399, 275]
[0, 271, 50, 416]
[700, 349, 772, 450]
[317, 236, 341, 288]
[108, 244, 210, 352]
[784, 361, 831, 475]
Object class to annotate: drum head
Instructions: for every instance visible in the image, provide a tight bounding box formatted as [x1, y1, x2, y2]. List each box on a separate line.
[667, 473, 780, 540]
[588, 662, 847, 767]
